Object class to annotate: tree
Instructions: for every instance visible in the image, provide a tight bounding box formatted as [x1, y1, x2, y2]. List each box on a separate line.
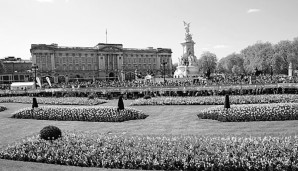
[232, 65, 241, 75]
[241, 42, 274, 74]
[291, 37, 298, 70]
[172, 62, 178, 74]
[117, 95, 124, 112]
[272, 40, 294, 75]
[0, 60, 5, 73]
[217, 58, 226, 73]
[198, 51, 217, 79]
[217, 53, 244, 74]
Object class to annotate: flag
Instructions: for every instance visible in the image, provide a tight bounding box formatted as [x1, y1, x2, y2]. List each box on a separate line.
[46, 77, 52, 87]
[36, 77, 42, 88]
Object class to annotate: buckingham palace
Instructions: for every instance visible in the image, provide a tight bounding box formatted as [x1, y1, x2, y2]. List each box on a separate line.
[30, 43, 172, 83]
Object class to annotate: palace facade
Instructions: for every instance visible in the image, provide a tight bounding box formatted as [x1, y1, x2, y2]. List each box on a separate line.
[30, 43, 172, 83]
[0, 57, 32, 85]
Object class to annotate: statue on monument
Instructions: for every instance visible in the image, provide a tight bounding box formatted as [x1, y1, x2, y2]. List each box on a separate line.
[183, 21, 190, 34]
[183, 21, 192, 41]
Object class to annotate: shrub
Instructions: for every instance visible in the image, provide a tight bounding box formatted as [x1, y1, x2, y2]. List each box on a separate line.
[32, 97, 38, 108]
[63, 91, 77, 97]
[88, 92, 98, 99]
[0, 97, 106, 105]
[197, 103, 298, 122]
[40, 125, 62, 141]
[0, 106, 7, 112]
[117, 95, 125, 112]
[143, 95, 151, 99]
[224, 94, 230, 108]
[12, 106, 148, 122]
[1, 132, 298, 170]
[130, 94, 298, 106]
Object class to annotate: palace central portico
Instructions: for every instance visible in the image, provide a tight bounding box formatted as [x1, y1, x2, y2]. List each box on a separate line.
[30, 43, 172, 83]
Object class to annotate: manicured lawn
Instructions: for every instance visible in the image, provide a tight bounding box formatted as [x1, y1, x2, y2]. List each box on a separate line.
[1, 99, 298, 170]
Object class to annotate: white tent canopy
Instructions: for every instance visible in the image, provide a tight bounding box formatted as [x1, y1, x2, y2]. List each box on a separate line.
[145, 75, 152, 80]
[11, 82, 34, 90]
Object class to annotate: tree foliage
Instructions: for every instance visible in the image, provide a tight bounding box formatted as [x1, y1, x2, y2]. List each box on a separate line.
[198, 51, 217, 78]
[214, 37, 298, 76]
[0, 60, 5, 73]
[172, 62, 178, 74]
[232, 65, 241, 75]
[241, 42, 274, 74]
[218, 53, 244, 74]
[272, 40, 294, 74]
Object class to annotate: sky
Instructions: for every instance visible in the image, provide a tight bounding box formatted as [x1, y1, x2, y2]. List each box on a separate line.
[0, 0, 298, 64]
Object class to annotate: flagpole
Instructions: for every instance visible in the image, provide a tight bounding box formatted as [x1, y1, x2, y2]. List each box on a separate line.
[106, 29, 107, 44]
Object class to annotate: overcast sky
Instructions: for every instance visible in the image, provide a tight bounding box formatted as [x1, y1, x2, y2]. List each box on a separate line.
[1, 0, 298, 64]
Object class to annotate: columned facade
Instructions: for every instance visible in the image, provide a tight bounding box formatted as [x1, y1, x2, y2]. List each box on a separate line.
[30, 43, 172, 83]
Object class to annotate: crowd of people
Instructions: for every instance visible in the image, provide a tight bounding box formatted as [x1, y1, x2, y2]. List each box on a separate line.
[47, 74, 298, 89]
[1, 74, 298, 90]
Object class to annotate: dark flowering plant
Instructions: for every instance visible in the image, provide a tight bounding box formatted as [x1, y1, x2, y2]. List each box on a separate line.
[0, 131, 298, 170]
[0, 97, 106, 105]
[11, 106, 148, 122]
[0, 105, 7, 112]
[197, 103, 298, 122]
[130, 94, 298, 106]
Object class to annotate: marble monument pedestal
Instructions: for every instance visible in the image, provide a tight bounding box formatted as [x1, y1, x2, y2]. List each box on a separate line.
[174, 65, 200, 78]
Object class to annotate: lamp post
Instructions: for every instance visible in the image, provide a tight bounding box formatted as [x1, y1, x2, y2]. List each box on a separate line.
[185, 60, 189, 78]
[270, 64, 273, 81]
[121, 65, 125, 81]
[32, 64, 38, 89]
[161, 60, 167, 82]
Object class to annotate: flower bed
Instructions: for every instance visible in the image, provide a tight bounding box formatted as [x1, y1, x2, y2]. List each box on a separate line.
[130, 94, 298, 106]
[11, 106, 148, 122]
[197, 103, 298, 122]
[1, 131, 298, 170]
[0, 105, 7, 112]
[0, 97, 106, 105]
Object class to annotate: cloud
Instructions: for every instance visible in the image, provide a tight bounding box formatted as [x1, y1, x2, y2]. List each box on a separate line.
[35, 0, 54, 2]
[247, 9, 261, 13]
[201, 47, 209, 51]
[213, 45, 229, 49]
